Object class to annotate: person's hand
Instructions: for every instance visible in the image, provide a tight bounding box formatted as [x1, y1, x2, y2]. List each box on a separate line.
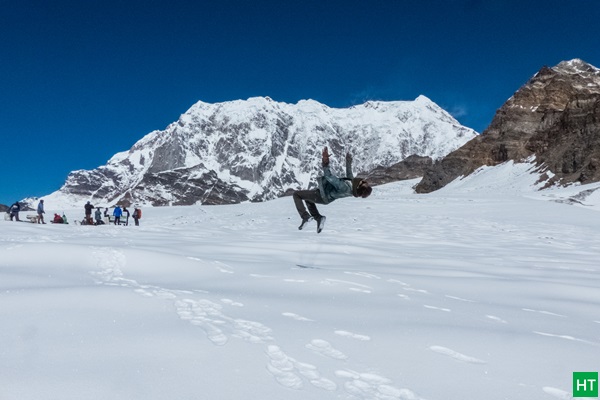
[322, 147, 330, 167]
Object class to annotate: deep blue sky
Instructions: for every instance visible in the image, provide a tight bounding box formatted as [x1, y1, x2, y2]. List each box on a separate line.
[1, 0, 599, 205]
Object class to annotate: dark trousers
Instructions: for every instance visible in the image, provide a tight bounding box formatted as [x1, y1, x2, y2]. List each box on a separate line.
[293, 189, 325, 219]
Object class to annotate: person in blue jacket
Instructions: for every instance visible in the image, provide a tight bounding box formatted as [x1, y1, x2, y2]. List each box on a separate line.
[292, 147, 372, 233]
[37, 199, 46, 224]
[113, 205, 123, 225]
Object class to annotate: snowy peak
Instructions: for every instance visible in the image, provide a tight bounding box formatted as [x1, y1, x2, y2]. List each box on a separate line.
[552, 58, 600, 77]
[45, 96, 477, 208]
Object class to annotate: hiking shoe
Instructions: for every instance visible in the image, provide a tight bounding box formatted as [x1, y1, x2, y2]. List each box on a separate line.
[315, 215, 326, 233]
[298, 216, 313, 230]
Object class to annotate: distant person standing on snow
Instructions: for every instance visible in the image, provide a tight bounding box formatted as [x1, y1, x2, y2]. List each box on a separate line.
[9, 201, 21, 222]
[122, 206, 130, 226]
[133, 208, 141, 226]
[37, 199, 46, 224]
[292, 147, 372, 233]
[84, 201, 95, 225]
[113, 205, 123, 225]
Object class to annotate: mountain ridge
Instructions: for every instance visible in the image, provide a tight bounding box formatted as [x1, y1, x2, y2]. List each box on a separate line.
[415, 58, 600, 193]
[40, 95, 476, 208]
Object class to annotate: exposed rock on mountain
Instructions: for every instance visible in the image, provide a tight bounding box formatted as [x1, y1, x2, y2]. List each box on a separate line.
[363, 155, 433, 186]
[45, 96, 476, 207]
[415, 59, 600, 193]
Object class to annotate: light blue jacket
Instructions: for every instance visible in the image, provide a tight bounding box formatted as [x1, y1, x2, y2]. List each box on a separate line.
[317, 158, 357, 204]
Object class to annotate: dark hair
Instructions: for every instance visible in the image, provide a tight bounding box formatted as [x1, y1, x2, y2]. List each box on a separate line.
[357, 182, 372, 198]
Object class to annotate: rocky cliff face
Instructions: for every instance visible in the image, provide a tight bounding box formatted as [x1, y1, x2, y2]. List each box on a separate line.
[363, 155, 433, 186]
[415, 59, 600, 193]
[44, 96, 476, 207]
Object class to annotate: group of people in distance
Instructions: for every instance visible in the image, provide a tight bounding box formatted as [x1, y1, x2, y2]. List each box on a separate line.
[5, 199, 67, 224]
[4, 199, 142, 226]
[7, 147, 367, 233]
[83, 201, 141, 226]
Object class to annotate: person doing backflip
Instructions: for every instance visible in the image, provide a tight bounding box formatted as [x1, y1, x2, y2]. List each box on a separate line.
[292, 147, 372, 233]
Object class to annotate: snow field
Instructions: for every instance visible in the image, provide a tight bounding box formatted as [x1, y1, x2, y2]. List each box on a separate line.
[1, 172, 600, 400]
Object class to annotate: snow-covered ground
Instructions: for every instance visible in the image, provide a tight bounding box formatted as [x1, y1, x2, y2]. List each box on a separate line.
[2, 162, 599, 400]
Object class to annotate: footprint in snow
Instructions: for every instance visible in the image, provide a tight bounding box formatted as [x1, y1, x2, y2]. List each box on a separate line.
[522, 308, 567, 318]
[429, 346, 486, 364]
[445, 295, 476, 303]
[321, 279, 372, 291]
[533, 331, 598, 346]
[424, 305, 451, 312]
[387, 279, 409, 286]
[344, 271, 382, 280]
[335, 369, 422, 400]
[306, 339, 348, 360]
[175, 298, 274, 346]
[404, 287, 429, 295]
[486, 315, 507, 324]
[334, 330, 371, 341]
[349, 287, 372, 294]
[282, 312, 314, 322]
[93, 248, 273, 348]
[221, 298, 243, 307]
[543, 386, 573, 399]
[265, 345, 337, 391]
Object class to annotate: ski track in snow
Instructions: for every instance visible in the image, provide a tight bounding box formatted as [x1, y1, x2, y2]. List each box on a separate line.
[90, 247, 427, 399]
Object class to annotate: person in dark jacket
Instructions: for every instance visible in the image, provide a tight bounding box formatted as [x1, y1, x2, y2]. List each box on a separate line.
[122, 206, 130, 226]
[133, 208, 141, 226]
[293, 147, 372, 233]
[9, 201, 21, 222]
[84, 201, 95, 225]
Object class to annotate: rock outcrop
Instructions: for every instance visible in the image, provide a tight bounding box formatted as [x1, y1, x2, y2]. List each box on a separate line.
[415, 59, 600, 193]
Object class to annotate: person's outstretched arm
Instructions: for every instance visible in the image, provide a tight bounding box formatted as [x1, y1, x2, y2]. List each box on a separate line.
[345, 152, 354, 179]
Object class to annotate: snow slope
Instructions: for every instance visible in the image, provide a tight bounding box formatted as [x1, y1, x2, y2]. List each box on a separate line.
[2, 163, 599, 400]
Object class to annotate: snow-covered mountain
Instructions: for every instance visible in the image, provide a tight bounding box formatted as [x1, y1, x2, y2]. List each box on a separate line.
[44, 96, 476, 207]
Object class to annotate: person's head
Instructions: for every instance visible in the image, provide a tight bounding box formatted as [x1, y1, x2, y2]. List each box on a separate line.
[356, 180, 372, 198]
[40, 199, 44, 203]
